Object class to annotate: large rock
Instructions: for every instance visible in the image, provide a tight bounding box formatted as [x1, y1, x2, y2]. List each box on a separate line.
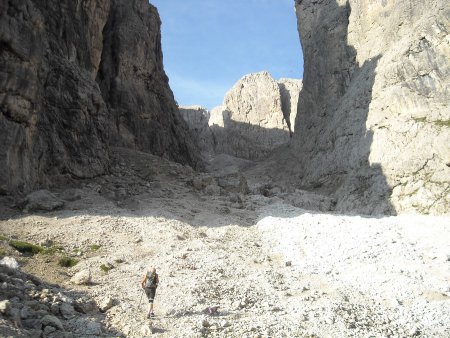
[209, 72, 297, 160]
[24, 190, 64, 212]
[271, 0, 449, 215]
[0, 0, 200, 195]
[41, 315, 64, 330]
[70, 269, 91, 285]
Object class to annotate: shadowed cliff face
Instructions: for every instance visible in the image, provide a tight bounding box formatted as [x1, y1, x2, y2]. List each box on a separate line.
[0, 0, 200, 195]
[289, 0, 449, 215]
[292, 0, 393, 214]
[96, 0, 199, 166]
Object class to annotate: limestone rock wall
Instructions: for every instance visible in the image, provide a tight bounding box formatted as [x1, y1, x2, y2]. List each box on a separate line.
[292, 0, 449, 214]
[208, 72, 300, 160]
[0, 0, 199, 194]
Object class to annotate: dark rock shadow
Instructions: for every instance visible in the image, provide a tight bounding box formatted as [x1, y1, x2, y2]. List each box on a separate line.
[209, 109, 292, 161]
[278, 82, 294, 136]
[291, 0, 396, 215]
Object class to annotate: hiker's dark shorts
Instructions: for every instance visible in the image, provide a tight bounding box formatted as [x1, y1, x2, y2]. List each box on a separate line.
[144, 287, 156, 303]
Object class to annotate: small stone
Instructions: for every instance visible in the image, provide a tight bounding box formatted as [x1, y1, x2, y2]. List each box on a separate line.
[70, 269, 91, 285]
[204, 306, 219, 315]
[202, 319, 210, 327]
[285, 261, 292, 267]
[0, 257, 19, 269]
[20, 306, 32, 319]
[60, 302, 75, 319]
[84, 321, 102, 335]
[0, 300, 11, 315]
[41, 315, 64, 330]
[74, 299, 97, 314]
[50, 303, 60, 315]
[39, 239, 54, 247]
[44, 325, 57, 335]
[23, 318, 42, 329]
[141, 324, 152, 336]
[221, 320, 231, 328]
[98, 297, 113, 312]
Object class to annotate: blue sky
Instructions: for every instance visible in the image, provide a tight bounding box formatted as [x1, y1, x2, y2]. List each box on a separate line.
[150, 0, 303, 109]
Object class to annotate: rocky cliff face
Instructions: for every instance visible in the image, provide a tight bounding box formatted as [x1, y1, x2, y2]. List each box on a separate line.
[178, 105, 214, 155]
[208, 72, 300, 160]
[0, 0, 199, 195]
[289, 0, 449, 214]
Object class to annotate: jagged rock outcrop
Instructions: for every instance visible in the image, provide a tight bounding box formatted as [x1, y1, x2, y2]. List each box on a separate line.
[179, 106, 214, 155]
[286, 0, 449, 214]
[0, 0, 199, 195]
[208, 72, 300, 160]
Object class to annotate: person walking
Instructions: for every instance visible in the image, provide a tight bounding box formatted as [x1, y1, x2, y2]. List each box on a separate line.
[140, 267, 159, 318]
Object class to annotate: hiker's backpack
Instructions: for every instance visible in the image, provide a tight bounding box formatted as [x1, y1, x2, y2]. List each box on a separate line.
[145, 272, 157, 288]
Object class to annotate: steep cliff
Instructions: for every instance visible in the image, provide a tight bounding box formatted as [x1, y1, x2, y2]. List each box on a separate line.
[0, 0, 199, 195]
[289, 0, 449, 214]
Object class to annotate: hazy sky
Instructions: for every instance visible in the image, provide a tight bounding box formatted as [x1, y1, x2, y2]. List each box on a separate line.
[150, 0, 303, 109]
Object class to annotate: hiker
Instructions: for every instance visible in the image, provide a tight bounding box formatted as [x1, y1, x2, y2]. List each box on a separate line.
[140, 267, 159, 318]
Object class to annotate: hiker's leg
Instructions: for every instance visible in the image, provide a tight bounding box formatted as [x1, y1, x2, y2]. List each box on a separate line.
[149, 288, 156, 314]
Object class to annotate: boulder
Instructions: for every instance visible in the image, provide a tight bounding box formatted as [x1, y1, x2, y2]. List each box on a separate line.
[84, 321, 102, 336]
[59, 302, 75, 319]
[74, 298, 98, 314]
[41, 315, 64, 330]
[217, 174, 249, 194]
[97, 297, 113, 312]
[24, 190, 64, 212]
[70, 269, 91, 285]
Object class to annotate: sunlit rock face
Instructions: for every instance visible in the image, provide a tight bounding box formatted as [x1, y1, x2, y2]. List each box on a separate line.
[288, 0, 449, 214]
[207, 72, 301, 160]
[0, 0, 200, 194]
